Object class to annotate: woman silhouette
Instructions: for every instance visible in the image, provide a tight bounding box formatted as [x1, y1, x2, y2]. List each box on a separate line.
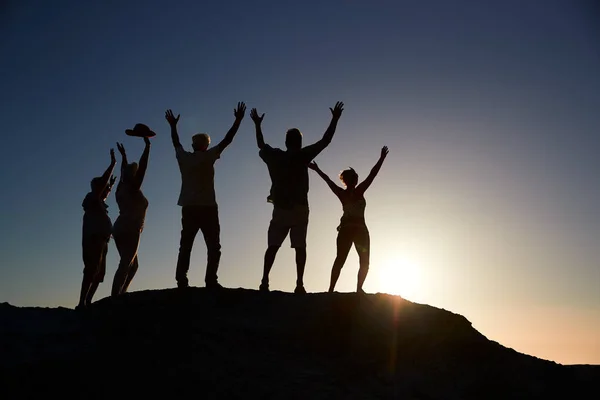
[111, 132, 152, 297]
[309, 146, 389, 293]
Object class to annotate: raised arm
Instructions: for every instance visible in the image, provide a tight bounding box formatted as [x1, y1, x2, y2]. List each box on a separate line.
[94, 148, 117, 197]
[116, 142, 129, 181]
[302, 101, 344, 159]
[165, 109, 182, 149]
[132, 137, 151, 190]
[356, 146, 389, 194]
[250, 107, 266, 149]
[217, 102, 246, 154]
[308, 161, 344, 197]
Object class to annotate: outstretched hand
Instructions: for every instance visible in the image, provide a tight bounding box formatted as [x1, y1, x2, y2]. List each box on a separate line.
[308, 161, 319, 171]
[110, 148, 116, 164]
[380, 146, 389, 159]
[116, 142, 126, 156]
[165, 109, 180, 126]
[330, 101, 344, 120]
[234, 102, 246, 120]
[250, 108, 264, 125]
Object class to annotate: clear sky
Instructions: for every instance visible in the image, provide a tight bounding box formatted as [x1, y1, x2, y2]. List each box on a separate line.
[1, 0, 598, 365]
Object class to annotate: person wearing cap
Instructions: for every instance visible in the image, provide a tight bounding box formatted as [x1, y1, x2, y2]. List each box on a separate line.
[165, 102, 246, 289]
[110, 124, 153, 297]
[77, 148, 117, 310]
[250, 101, 344, 294]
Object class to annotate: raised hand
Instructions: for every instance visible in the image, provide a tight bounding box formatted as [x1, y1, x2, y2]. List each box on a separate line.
[380, 145, 389, 159]
[143, 136, 151, 146]
[329, 101, 344, 120]
[250, 108, 265, 125]
[110, 148, 116, 164]
[234, 102, 246, 120]
[116, 142, 126, 156]
[308, 161, 319, 171]
[109, 175, 117, 188]
[165, 109, 180, 126]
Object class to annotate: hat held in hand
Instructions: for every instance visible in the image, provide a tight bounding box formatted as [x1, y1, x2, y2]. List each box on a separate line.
[125, 123, 156, 138]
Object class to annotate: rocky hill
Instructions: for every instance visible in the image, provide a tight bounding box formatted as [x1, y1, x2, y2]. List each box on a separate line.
[1, 288, 598, 399]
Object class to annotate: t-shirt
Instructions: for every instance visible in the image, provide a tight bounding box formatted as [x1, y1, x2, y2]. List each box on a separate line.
[115, 182, 149, 228]
[82, 192, 112, 237]
[259, 142, 327, 208]
[175, 146, 221, 207]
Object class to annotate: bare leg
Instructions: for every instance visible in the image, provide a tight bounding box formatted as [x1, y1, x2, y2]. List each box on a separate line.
[79, 236, 105, 308]
[329, 228, 353, 293]
[121, 255, 139, 294]
[111, 222, 140, 297]
[295, 247, 306, 288]
[261, 246, 279, 287]
[355, 228, 371, 293]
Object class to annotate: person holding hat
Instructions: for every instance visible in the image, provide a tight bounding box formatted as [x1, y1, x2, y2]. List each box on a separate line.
[77, 148, 117, 310]
[111, 129, 153, 297]
[165, 102, 246, 289]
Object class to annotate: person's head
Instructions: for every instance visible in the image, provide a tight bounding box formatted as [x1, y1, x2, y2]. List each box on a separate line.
[123, 162, 138, 182]
[339, 167, 358, 189]
[285, 128, 303, 151]
[90, 177, 111, 200]
[192, 133, 211, 151]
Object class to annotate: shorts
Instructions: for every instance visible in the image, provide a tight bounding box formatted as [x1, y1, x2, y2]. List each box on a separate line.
[268, 204, 309, 248]
[82, 234, 109, 282]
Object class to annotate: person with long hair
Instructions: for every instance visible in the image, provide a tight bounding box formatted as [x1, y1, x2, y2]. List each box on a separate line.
[308, 146, 389, 293]
[77, 149, 116, 310]
[111, 129, 152, 297]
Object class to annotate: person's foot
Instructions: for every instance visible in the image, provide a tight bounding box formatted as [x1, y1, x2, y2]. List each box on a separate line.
[294, 285, 307, 295]
[75, 304, 86, 312]
[356, 288, 366, 295]
[177, 278, 189, 289]
[259, 282, 270, 292]
[206, 281, 223, 290]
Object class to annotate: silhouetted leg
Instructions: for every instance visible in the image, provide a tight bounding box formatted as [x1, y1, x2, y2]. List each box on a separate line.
[87, 240, 108, 304]
[111, 220, 141, 297]
[261, 246, 280, 288]
[329, 227, 354, 293]
[121, 255, 139, 294]
[79, 235, 105, 308]
[355, 227, 371, 293]
[290, 208, 309, 293]
[295, 247, 307, 289]
[200, 206, 221, 287]
[175, 206, 201, 287]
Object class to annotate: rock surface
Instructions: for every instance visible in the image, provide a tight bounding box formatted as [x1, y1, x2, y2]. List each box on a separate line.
[1, 288, 598, 399]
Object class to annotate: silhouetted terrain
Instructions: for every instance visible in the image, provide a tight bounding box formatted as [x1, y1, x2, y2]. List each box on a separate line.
[1, 289, 598, 399]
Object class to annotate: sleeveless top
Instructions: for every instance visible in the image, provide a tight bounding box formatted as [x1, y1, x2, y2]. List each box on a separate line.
[115, 182, 148, 229]
[337, 189, 367, 230]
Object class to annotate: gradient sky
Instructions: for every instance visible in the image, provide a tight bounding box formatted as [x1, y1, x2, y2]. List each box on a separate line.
[1, 0, 598, 365]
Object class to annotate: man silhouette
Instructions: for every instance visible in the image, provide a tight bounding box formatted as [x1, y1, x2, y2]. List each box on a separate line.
[251, 101, 344, 294]
[166, 102, 246, 289]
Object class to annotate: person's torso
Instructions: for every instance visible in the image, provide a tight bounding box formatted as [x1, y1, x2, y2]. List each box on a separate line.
[116, 183, 148, 225]
[339, 190, 367, 227]
[177, 148, 218, 206]
[82, 192, 112, 236]
[265, 149, 310, 208]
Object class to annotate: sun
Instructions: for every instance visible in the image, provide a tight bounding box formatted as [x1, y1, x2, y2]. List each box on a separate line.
[376, 257, 422, 300]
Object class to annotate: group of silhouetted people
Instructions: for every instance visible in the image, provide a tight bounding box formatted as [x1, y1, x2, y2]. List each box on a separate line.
[78, 101, 389, 310]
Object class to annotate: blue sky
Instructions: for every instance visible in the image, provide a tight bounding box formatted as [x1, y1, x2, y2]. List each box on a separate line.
[1, 0, 599, 364]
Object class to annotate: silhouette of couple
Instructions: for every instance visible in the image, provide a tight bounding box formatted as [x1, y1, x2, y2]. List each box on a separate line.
[78, 101, 388, 308]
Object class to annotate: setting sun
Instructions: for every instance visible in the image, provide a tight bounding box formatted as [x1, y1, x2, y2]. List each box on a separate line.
[376, 257, 422, 300]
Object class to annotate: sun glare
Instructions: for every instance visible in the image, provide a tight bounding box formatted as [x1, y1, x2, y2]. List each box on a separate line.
[376, 257, 422, 300]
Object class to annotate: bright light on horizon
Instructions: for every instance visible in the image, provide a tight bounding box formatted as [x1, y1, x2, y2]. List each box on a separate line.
[376, 257, 423, 301]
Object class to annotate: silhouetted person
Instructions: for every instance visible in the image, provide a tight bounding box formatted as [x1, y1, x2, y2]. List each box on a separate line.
[308, 146, 389, 293]
[111, 130, 153, 297]
[166, 102, 246, 289]
[251, 101, 344, 294]
[77, 149, 117, 310]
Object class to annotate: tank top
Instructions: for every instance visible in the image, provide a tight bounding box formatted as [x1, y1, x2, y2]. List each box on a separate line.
[115, 182, 148, 228]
